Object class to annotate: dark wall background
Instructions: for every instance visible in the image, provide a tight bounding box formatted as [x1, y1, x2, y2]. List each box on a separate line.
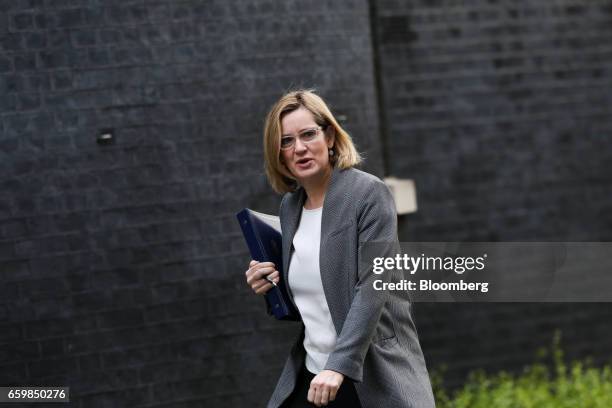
[371, 0, 612, 389]
[0, 0, 611, 407]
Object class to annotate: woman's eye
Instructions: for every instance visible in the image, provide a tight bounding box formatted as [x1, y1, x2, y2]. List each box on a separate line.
[281, 137, 293, 147]
[303, 130, 316, 139]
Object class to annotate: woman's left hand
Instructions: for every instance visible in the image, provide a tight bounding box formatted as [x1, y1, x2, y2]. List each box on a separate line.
[308, 369, 344, 407]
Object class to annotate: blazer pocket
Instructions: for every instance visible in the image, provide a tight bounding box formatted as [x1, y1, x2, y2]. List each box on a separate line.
[373, 313, 397, 348]
[328, 221, 354, 237]
[373, 334, 398, 349]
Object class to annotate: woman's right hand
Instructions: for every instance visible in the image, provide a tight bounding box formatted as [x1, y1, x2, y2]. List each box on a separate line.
[245, 260, 280, 295]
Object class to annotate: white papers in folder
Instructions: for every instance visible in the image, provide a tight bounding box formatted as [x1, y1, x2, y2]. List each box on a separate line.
[249, 209, 281, 233]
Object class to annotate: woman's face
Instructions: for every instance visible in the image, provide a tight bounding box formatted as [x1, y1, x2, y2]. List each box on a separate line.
[280, 107, 334, 185]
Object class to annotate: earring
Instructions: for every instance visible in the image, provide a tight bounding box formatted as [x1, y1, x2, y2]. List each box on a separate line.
[328, 148, 334, 156]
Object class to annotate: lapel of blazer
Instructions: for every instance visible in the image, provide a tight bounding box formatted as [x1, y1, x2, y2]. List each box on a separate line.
[319, 166, 344, 241]
[282, 186, 306, 303]
[319, 167, 349, 333]
[281, 167, 348, 330]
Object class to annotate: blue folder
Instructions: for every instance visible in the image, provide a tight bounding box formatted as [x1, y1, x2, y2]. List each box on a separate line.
[236, 208, 300, 321]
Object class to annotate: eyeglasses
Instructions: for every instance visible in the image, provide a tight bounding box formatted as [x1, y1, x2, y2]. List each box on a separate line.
[280, 126, 324, 150]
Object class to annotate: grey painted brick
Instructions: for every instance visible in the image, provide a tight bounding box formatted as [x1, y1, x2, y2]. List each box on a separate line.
[0, 241, 15, 259]
[0, 362, 27, 385]
[13, 53, 36, 71]
[82, 7, 106, 27]
[97, 307, 143, 329]
[56, 8, 84, 28]
[0, 74, 22, 92]
[87, 47, 109, 65]
[0, 55, 11, 72]
[28, 356, 78, 378]
[39, 337, 64, 358]
[1, 0, 610, 407]
[78, 353, 102, 374]
[374, 0, 612, 392]
[0, 13, 7, 35]
[10, 12, 34, 31]
[0, 92, 16, 110]
[0, 322, 23, 343]
[71, 29, 96, 47]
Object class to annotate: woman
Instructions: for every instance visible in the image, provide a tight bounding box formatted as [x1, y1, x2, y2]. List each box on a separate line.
[245, 90, 435, 408]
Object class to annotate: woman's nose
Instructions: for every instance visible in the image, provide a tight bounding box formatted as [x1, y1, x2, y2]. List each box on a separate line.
[294, 137, 308, 152]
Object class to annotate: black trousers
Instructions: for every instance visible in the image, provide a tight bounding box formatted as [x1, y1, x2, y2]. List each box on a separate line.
[281, 362, 362, 408]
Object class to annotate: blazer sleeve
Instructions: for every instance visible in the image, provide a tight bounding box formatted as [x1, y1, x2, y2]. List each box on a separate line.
[323, 179, 399, 382]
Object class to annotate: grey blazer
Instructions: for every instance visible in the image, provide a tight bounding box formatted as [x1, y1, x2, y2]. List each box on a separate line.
[267, 167, 436, 408]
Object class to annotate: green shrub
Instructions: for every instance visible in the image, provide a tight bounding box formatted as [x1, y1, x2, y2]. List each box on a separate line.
[433, 332, 612, 408]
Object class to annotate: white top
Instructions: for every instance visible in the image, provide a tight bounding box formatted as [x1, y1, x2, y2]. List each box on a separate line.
[287, 206, 337, 374]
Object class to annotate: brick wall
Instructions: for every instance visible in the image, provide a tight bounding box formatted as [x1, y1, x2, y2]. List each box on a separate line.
[0, 1, 381, 407]
[372, 0, 612, 388]
[2, 0, 612, 406]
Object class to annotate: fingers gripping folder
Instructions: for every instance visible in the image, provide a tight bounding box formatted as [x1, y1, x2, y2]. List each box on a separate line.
[236, 209, 300, 321]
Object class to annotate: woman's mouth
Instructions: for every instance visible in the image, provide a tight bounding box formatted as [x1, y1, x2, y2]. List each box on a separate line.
[295, 158, 313, 168]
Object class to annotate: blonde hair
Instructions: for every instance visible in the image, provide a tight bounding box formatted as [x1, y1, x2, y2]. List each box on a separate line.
[263, 89, 362, 194]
